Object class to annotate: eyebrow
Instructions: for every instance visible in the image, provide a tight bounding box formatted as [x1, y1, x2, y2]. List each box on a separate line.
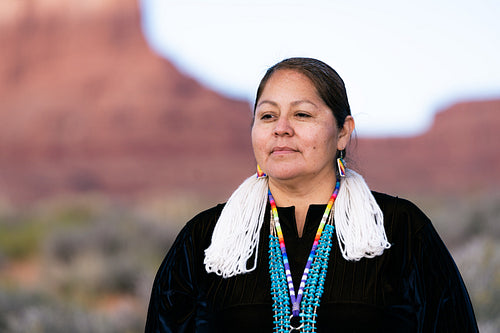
[256, 99, 318, 108]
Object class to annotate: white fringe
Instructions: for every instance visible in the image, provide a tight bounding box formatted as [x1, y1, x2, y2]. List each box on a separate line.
[334, 169, 391, 261]
[204, 173, 269, 278]
[205, 168, 391, 278]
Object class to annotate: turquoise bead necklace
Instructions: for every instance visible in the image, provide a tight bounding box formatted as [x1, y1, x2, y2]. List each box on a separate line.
[268, 179, 340, 332]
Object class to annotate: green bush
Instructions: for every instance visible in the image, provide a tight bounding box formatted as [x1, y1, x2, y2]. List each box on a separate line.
[0, 289, 128, 333]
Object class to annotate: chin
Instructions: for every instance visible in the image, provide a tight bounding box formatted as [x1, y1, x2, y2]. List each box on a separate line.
[267, 169, 303, 182]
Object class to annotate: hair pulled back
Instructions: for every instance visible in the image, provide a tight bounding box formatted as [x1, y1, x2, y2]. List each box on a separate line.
[254, 57, 351, 130]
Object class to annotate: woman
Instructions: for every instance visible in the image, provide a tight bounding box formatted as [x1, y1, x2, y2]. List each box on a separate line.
[145, 58, 478, 332]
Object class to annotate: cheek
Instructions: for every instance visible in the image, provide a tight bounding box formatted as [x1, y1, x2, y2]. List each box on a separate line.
[250, 127, 258, 148]
[314, 129, 338, 153]
[251, 127, 265, 157]
[306, 130, 333, 149]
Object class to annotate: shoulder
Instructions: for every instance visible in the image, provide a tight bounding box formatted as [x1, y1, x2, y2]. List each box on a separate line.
[371, 191, 431, 238]
[180, 203, 226, 243]
[186, 203, 226, 227]
[155, 203, 226, 275]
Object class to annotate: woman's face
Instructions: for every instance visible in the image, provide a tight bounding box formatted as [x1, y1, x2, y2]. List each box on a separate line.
[252, 69, 351, 184]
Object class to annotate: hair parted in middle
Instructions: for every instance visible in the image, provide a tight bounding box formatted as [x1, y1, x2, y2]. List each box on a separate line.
[253, 57, 352, 130]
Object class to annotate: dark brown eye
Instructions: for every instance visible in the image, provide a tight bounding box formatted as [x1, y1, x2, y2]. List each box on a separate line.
[259, 112, 275, 120]
[296, 112, 311, 118]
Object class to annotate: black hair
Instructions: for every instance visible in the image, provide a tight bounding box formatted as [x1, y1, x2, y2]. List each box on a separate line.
[253, 57, 351, 130]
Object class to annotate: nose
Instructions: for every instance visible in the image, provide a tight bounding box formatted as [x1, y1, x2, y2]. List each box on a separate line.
[274, 116, 294, 136]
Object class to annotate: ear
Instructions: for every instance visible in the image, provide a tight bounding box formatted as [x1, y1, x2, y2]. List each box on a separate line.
[337, 115, 355, 150]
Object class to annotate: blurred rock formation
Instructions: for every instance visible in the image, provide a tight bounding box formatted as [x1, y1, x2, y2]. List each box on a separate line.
[0, 0, 499, 205]
[0, 0, 254, 204]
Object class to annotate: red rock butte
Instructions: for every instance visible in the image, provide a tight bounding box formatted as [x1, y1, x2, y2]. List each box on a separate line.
[0, 0, 499, 204]
[356, 100, 500, 195]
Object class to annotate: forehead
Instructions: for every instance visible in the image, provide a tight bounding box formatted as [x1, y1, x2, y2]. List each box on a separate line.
[266, 69, 314, 87]
[257, 69, 323, 105]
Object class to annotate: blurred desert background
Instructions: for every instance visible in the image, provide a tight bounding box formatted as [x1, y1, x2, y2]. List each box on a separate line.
[0, 1, 499, 332]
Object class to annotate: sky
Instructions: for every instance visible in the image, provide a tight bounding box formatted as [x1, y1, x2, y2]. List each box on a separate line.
[140, 0, 500, 137]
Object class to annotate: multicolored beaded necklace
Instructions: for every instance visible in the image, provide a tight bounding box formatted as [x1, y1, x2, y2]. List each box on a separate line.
[268, 179, 340, 332]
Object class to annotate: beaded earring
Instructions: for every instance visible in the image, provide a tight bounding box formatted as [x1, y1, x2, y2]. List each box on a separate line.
[337, 149, 346, 177]
[257, 164, 266, 178]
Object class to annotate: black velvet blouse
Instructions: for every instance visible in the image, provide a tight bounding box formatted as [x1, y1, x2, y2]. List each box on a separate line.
[145, 192, 478, 332]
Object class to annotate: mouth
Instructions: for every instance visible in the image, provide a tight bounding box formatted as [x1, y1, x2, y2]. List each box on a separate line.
[271, 146, 298, 155]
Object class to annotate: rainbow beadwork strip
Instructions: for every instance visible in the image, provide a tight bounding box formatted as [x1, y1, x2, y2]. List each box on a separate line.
[268, 179, 340, 331]
[337, 157, 346, 177]
[257, 165, 267, 178]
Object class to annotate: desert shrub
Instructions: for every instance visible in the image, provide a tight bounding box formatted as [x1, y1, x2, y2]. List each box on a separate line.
[0, 196, 184, 332]
[480, 318, 500, 333]
[40, 202, 178, 302]
[0, 289, 124, 333]
[464, 195, 500, 238]
[412, 193, 500, 248]
[0, 200, 105, 260]
[0, 216, 45, 259]
[453, 236, 500, 323]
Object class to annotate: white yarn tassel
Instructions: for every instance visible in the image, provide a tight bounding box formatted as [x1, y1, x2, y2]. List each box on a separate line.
[334, 169, 391, 261]
[204, 173, 269, 278]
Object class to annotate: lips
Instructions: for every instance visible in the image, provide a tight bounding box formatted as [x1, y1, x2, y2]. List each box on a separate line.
[271, 146, 298, 154]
